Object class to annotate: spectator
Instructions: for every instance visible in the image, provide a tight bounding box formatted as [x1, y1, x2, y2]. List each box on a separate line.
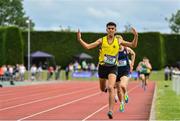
[37, 65, 43, 80]
[69, 63, 74, 72]
[90, 63, 96, 75]
[19, 64, 26, 81]
[55, 65, 61, 80]
[0, 66, 4, 81]
[65, 65, 69, 80]
[47, 66, 54, 80]
[82, 60, 88, 71]
[8, 65, 15, 85]
[8, 65, 14, 81]
[13, 64, 19, 81]
[2, 65, 7, 81]
[74, 61, 80, 72]
[169, 66, 173, 80]
[164, 66, 170, 80]
[31, 64, 37, 81]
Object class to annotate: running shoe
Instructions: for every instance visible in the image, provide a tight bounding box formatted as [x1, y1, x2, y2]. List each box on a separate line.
[107, 111, 113, 119]
[124, 94, 129, 103]
[119, 102, 125, 112]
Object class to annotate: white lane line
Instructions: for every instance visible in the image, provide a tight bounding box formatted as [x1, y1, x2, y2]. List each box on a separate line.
[82, 84, 139, 121]
[0, 87, 97, 111]
[82, 104, 108, 121]
[0, 81, 74, 96]
[2, 86, 87, 102]
[17, 92, 101, 121]
[0, 86, 51, 96]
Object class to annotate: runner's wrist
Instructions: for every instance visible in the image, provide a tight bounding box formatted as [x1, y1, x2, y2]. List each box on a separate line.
[78, 38, 82, 41]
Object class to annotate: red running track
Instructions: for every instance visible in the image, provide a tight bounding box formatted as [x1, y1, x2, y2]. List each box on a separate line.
[0, 81, 155, 120]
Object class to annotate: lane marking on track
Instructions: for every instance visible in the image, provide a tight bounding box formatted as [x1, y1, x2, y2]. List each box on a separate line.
[0, 87, 97, 111]
[0, 81, 82, 96]
[2, 86, 92, 102]
[82, 104, 108, 121]
[0, 85, 58, 96]
[82, 84, 139, 121]
[17, 92, 101, 121]
[0, 81, 84, 96]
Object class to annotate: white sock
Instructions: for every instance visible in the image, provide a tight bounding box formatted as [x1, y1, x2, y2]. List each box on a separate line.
[115, 94, 119, 101]
[121, 100, 124, 104]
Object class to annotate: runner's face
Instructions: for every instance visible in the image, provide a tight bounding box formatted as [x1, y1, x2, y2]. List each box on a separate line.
[143, 58, 148, 63]
[106, 25, 116, 36]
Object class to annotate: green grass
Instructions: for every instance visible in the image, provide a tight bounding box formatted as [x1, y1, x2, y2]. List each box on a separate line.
[149, 70, 180, 120]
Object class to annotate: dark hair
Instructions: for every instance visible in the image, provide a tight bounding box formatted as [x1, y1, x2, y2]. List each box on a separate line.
[143, 57, 148, 59]
[106, 22, 116, 27]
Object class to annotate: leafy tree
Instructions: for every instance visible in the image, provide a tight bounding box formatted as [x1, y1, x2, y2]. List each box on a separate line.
[166, 10, 180, 34]
[0, 0, 34, 30]
[123, 23, 132, 33]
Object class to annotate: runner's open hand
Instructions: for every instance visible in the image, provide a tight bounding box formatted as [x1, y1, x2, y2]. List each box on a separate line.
[131, 27, 138, 36]
[77, 29, 81, 41]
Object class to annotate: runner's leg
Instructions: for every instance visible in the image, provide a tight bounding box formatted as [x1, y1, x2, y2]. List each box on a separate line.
[107, 73, 116, 115]
[99, 78, 107, 92]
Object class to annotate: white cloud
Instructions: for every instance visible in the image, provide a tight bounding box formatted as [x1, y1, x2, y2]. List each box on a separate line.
[87, 7, 119, 19]
[23, 0, 180, 33]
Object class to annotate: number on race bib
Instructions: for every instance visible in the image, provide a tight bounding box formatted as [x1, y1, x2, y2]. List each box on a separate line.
[104, 55, 116, 65]
[118, 59, 127, 67]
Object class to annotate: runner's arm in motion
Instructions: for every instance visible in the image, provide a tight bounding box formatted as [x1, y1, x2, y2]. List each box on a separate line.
[136, 61, 143, 71]
[77, 29, 102, 49]
[126, 47, 136, 72]
[120, 27, 138, 48]
[145, 60, 152, 70]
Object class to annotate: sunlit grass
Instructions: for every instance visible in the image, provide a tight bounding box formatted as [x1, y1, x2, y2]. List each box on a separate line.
[149, 70, 180, 120]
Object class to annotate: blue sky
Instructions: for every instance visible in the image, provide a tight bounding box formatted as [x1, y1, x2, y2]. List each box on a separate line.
[23, 0, 180, 33]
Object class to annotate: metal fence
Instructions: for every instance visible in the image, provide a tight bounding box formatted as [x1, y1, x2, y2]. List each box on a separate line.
[172, 70, 180, 95]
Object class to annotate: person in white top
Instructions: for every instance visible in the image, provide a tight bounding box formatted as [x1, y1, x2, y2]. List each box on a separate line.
[30, 64, 37, 81]
[19, 64, 26, 81]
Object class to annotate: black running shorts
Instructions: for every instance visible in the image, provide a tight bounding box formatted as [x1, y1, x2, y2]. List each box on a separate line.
[98, 65, 117, 79]
[116, 66, 130, 82]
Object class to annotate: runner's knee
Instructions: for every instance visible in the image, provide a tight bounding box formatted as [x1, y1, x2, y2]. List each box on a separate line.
[108, 86, 114, 92]
[120, 84, 126, 88]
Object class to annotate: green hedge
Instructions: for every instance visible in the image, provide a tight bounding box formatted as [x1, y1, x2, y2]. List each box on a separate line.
[163, 34, 180, 66]
[0, 28, 6, 66]
[22, 31, 105, 68]
[3, 27, 24, 65]
[120, 32, 165, 69]
[0, 27, 179, 70]
[22, 31, 165, 69]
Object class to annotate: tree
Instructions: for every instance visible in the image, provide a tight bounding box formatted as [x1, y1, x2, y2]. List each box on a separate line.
[166, 10, 180, 34]
[123, 23, 132, 33]
[0, 0, 35, 30]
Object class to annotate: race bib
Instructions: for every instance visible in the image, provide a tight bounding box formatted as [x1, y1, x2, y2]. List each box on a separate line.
[118, 59, 127, 67]
[104, 55, 116, 65]
[140, 68, 147, 73]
